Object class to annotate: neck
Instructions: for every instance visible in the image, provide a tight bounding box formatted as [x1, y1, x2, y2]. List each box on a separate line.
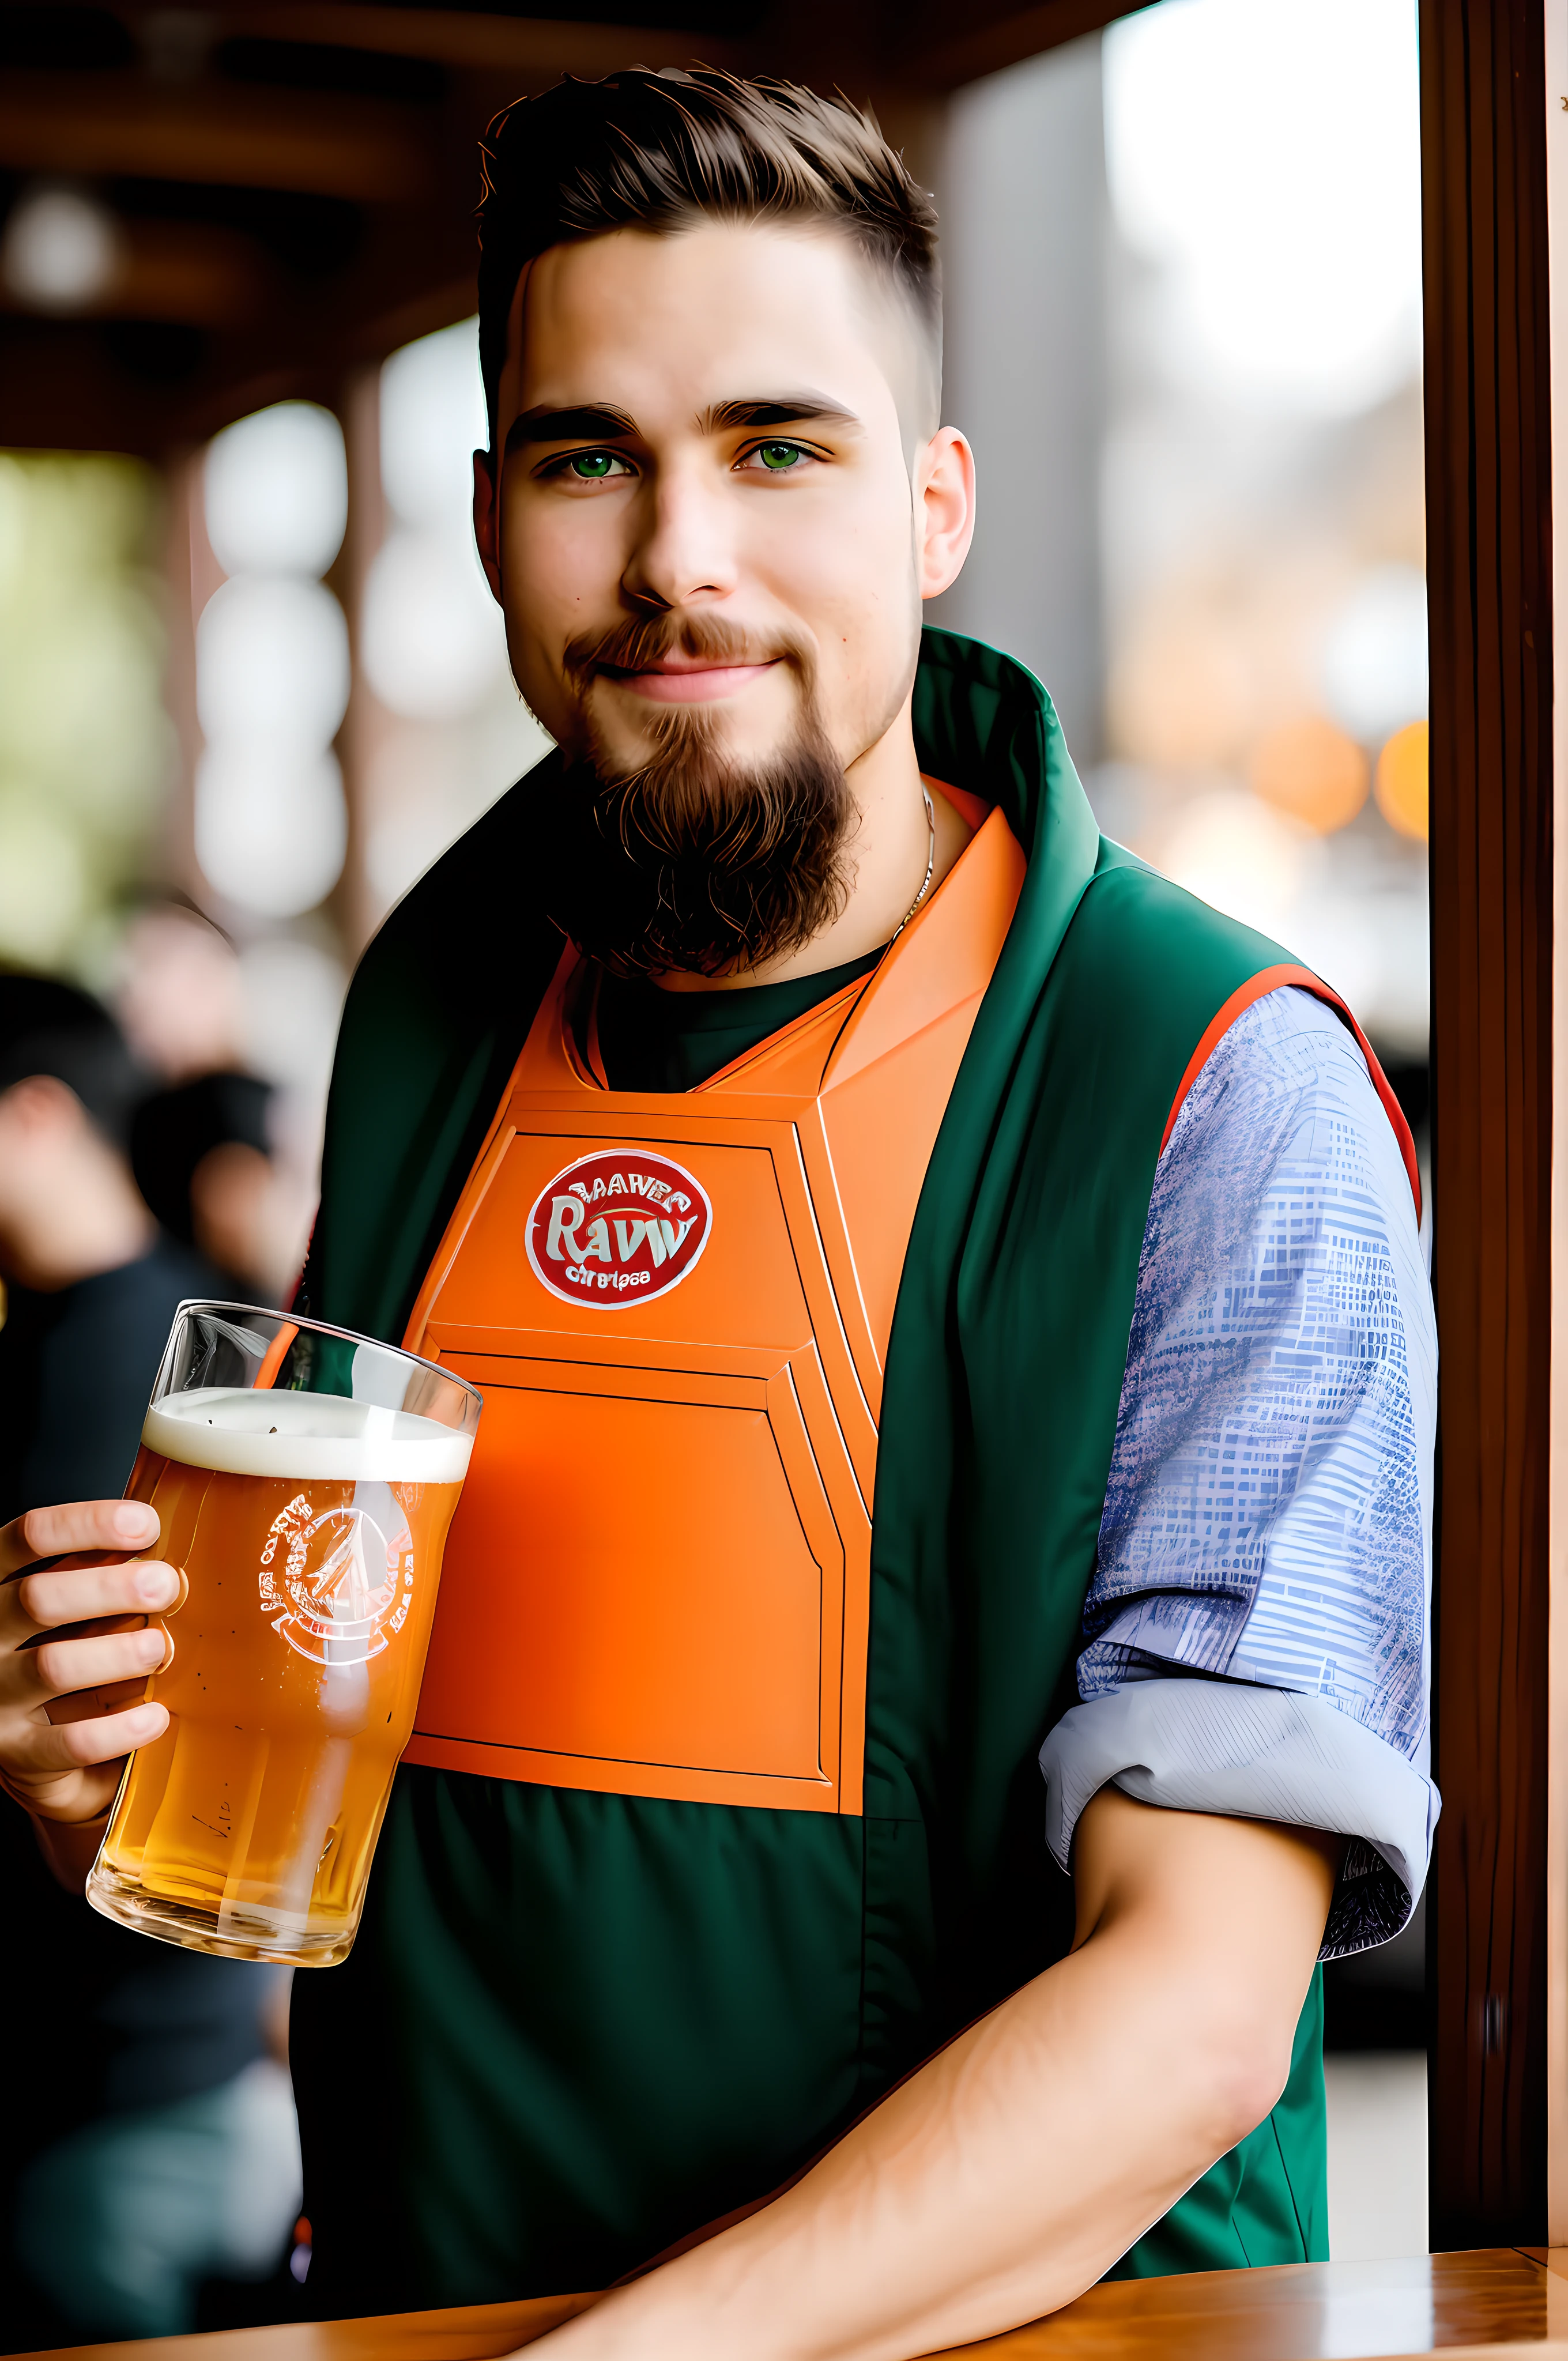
[1, 1145, 157, 1293]
[655, 701, 973, 994]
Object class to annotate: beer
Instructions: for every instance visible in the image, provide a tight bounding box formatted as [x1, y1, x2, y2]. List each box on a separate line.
[86, 1385, 472, 1966]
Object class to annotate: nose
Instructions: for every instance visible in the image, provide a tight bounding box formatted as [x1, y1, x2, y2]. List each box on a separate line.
[621, 458, 738, 612]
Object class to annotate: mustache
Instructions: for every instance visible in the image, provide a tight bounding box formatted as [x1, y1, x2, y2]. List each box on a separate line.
[562, 612, 808, 687]
[540, 609, 850, 980]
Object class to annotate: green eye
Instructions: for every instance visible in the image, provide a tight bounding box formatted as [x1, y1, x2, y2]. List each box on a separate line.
[757, 443, 804, 470]
[568, 451, 616, 478]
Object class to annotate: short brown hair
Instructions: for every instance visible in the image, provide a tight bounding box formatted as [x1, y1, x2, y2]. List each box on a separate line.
[476, 67, 941, 447]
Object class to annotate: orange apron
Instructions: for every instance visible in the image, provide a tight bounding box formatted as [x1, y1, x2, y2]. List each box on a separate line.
[400, 795, 1023, 1816]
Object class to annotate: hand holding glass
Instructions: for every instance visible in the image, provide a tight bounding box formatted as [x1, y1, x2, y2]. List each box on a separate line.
[86, 1304, 480, 1966]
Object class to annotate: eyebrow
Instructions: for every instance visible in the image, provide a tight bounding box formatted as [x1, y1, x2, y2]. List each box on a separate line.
[504, 403, 638, 452]
[701, 396, 862, 433]
[503, 394, 864, 456]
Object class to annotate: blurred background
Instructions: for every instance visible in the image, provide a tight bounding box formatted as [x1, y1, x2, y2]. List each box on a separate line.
[0, 0, 1433, 1303]
[0, 0, 1430, 2332]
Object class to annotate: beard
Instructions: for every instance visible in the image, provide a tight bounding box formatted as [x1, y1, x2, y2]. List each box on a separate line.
[536, 614, 857, 980]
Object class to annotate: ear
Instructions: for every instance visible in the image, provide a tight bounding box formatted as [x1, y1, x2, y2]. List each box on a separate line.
[915, 427, 977, 602]
[473, 450, 502, 605]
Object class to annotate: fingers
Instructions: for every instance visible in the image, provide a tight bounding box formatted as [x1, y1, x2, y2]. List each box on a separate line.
[0, 1503, 175, 1829]
[0, 1499, 161, 1581]
[1, 1558, 180, 1650]
[7, 1698, 168, 1778]
[47, 1675, 157, 1725]
[20, 1624, 169, 1709]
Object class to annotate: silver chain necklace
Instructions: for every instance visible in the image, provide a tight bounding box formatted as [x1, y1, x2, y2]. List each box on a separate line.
[889, 781, 937, 943]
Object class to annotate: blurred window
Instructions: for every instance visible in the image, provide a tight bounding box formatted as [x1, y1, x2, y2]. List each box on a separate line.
[1098, 0, 1428, 1092]
[939, 0, 1428, 1168]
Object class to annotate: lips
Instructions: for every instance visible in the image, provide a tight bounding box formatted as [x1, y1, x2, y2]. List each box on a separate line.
[599, 659, 778, 705]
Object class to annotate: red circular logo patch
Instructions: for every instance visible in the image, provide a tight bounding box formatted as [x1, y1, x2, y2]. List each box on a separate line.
[525, 1149, 713, 1309]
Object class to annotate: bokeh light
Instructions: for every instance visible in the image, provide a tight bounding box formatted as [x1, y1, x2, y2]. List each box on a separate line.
[238, 936, 348, 1106]
[1107, 608, 1253, 772]
[1103, 0, 1422, 413]
[379, 319, 487, 530]
[358, 316, 548, 917]
[1158, 789, 1324, 936]
[1249, 717, 1369, 835]
[2, 182, 122, 312]
[1321, 564, 1428, 744]
[196, 576, 350, 745]
[203, 402, 348, 580]
[1375, 719, 1429, 842]
[361, 317, 510, 723]
[196, 403, 351, 917]
[360, 528, 502, 721]
[195, 742, 348, 919]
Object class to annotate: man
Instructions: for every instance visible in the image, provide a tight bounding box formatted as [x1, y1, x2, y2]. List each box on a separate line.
[0, 72, 1434, 2359]
[0, 977, 299, 2346]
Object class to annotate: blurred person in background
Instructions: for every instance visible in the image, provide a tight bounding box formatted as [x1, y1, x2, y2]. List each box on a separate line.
[131, 1071, 286, 1306]
[0, 975, 300, 2350]
[115, 903, 248, 1088]
[117, 902, 301, 1307]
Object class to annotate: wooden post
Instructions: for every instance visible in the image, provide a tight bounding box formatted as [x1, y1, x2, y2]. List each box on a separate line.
[1546, 0, 1568, 2253]
[1422, 0, 1555, 2249]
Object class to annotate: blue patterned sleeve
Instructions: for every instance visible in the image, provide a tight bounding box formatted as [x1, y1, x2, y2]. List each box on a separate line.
[1036, 986, 1439, 1957]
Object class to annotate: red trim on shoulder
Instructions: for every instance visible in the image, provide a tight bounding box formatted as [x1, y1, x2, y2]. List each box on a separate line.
[1159, 962, 1422, 1220]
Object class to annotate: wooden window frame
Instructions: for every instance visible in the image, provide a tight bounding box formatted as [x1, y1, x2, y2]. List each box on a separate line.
[1422, 0, 1554, 2247]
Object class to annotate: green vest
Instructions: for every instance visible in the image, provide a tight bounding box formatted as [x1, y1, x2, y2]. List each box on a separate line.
[291, 631, 1328, 2312]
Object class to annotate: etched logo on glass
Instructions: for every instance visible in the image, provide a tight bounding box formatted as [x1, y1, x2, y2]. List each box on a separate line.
[259, 1495, 415, 1665]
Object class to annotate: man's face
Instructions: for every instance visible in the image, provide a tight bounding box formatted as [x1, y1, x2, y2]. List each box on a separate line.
[478, 218, 947, 789]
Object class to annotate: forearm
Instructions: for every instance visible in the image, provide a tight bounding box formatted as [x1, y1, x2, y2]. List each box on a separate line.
[567, 1934, 1254, 2360]
[534, 1798, 1338, 2361]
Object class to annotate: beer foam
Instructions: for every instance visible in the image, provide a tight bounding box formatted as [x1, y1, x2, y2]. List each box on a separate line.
[142, 1387, 474, 1484]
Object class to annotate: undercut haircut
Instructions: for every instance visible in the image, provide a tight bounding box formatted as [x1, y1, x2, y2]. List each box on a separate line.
[476, 67, 941, 447]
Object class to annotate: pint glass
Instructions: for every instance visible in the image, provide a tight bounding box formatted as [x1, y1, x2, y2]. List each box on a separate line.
[85, 1303, 481, 1967]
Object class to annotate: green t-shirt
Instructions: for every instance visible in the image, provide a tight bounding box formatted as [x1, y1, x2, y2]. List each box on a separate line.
[595, 947, 883, 1093]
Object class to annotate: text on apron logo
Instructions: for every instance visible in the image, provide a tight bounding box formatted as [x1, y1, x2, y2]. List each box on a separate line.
[525, 1148, 713, 1308]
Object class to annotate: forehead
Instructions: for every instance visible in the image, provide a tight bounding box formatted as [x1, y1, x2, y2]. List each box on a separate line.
[502, 220, 907, 429]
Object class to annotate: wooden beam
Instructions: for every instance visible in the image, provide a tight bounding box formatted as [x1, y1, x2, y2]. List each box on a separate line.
[0, 221, 279, 330]
[0, 319, 192, 455]
[899, 0, 1150, 93]
[0, 70, 434, 201]
[1422, 0, 1555, 2249]
[212, 5, 744, 77]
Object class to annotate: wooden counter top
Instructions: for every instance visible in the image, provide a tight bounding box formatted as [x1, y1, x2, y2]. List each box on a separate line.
[17, 2249, 1568, 2361]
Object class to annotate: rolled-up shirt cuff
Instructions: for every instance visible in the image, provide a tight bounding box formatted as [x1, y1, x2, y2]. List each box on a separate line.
[1038, 1679, 1441, 1960]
